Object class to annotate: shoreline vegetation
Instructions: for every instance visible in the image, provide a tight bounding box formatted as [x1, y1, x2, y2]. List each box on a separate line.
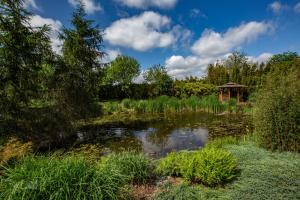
[1, 136, 299, 200]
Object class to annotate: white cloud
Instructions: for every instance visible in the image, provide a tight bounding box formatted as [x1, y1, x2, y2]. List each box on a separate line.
[68, 0, 102, 14]
[116, 0, 178, 9]
[191, 21, 273, 57]
[165, 21, 274, 79]
[104, 11, 176, 51]
[165, 55, 225, 79]
[294, 2, 300, 13]
[268, 1, 283, 13]
[103, 49, 121, 63]
[23, 0, 39, 10]
[30, 15, 63, 53]
[247, 53, 273, 63]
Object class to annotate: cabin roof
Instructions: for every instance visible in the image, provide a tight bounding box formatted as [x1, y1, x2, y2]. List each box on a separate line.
[217, 82, 248, 88]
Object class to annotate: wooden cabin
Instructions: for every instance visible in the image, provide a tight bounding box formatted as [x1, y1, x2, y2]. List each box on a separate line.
[217, 82, 248, 102]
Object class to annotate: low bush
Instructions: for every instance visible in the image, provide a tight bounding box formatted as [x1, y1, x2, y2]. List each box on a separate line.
[0, 155, 129, 200]
[99, 152, 153, 184]
[193, 148, 238, 186]
[156, 147, 238, 187]
[155, 151, 192, 176]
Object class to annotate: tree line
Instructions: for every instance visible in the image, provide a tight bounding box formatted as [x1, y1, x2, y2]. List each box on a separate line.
[1, 0, 299, 150]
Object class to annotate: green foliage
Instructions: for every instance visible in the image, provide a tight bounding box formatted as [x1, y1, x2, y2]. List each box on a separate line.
[224, 98, 237, 113]
[58, 2, 104, 119]
[172, 82, 217, 97]
[153, 183, 201, 200]
[104, 55, 140, 92]
[0, 0, 54, 129]
[103, 95, 224, 114]
[156, 147, 238, 187]
[205, 136, 240, 149]
[144, 65, 173, 96]
[155, 151, 192, 177]
[0, 155, 129, 200]
[253, 57, 300, 152]
[205, 51, 268, 92]
[99, 152, 153, 184]
[193, 148, 238, 186]
[153, 143, 300, 200]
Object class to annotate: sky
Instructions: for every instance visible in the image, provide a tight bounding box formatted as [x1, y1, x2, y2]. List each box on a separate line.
[25, 0, 300, 79]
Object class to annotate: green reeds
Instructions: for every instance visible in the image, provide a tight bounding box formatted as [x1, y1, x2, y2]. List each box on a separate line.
[104, 95, 225, 114]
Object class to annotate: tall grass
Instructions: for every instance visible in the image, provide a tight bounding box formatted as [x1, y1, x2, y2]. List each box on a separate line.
[0, 155, 129, 200]
[99, 152, 154, 184]
[103, 95, 225, 114]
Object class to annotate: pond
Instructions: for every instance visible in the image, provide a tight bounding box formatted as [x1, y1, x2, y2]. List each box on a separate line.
[76, 112, 252, 158]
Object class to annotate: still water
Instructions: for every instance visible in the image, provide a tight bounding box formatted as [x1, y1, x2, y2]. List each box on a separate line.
[76, 112, 251, 158]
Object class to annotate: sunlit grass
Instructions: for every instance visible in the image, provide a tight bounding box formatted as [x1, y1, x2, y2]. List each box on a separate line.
[103, 95, 225, 114]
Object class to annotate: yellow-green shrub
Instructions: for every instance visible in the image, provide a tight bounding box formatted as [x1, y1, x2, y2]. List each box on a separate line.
[156, 148, 238, 187]
[0, 138, 32, 165]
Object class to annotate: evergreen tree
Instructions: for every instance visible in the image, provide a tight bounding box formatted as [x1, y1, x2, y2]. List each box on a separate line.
[0, 0, 53, 131]
[58, 2, 104, 118]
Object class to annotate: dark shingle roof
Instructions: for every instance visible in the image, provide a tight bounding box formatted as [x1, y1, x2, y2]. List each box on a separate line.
[217, 82, 248, 88]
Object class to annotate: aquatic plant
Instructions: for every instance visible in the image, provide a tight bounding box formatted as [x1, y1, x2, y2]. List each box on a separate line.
[103, 94, 225, 114]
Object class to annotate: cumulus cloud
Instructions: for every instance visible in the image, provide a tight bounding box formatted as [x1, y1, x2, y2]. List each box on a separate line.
[68, 0, 102, 14]
[103, 49, 122, 63]
[165, 55, 225, 79]
[23, 0, 39, 10]
[247, 53, 273, 63]
[166, 21, 274, 79]
[30, 15, 63, 53]
[191, 21, 273, 57]
[116, 0, 178, 9]
[104, 11, 176, 51]
[294, 2, 300, 13]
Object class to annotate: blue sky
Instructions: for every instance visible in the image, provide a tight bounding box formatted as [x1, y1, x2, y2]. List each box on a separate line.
[25, 0, 300, 79]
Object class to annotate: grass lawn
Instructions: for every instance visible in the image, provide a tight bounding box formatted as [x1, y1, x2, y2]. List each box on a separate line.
[154, 142, 300, 200]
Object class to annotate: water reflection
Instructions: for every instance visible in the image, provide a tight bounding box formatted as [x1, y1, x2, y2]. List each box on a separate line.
[135, 127, 208, 157]
[76, 112, 251, 158]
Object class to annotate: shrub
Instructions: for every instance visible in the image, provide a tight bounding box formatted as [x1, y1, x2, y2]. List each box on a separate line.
[172, 82, 217, 97]
[99, 152, 153, 184]
[155, 151, 192, 176]
[253, 63, 300, 152]
[193, 148, 238, 186]
[156, 148, 238, 187]
[0, 155, 128, 200]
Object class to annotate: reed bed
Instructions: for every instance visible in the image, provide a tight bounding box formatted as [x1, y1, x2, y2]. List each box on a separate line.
[103, 95, 225, 114]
